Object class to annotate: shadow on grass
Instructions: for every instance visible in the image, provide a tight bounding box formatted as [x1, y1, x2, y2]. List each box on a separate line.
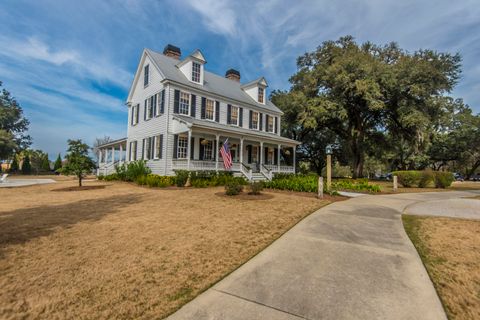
[0, 194, 142, 257]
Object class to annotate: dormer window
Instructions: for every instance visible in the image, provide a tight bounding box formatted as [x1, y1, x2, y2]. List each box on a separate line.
[144, 65, 149, 87]
[258, 87, 264, 103]
[192, 61, 201, 83]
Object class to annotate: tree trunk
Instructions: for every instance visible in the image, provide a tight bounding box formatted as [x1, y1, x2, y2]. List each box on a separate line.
[351, 138, 365, 179]
[465, 159, 480, 180]
[78, 176, 82, 187]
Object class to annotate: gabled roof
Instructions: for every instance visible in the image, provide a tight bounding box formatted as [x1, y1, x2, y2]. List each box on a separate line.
[241, 77, 268, 89]
[144, 49, 282, 114]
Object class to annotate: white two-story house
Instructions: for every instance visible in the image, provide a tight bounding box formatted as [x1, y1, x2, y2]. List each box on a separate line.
[97, 44, 299, 180]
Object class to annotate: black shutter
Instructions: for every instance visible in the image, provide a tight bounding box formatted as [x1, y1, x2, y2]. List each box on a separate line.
[274, 148, 278, 165]
[214, 140, 217, 160]
[215, 101, 220, 122]
[264, 147, 268, 164]
[142, 139, 145, 159]
[144, 100, 147, 120]
[191, 94, 196, 117]
[275, 117, 278, 134]
[130, 107, 134, 125]
[135, 105, 139, 124]
[199, 139, 205, 160]
[173, 135, 178, 159]
[190, 137, 195, 160]
[249, 110, 253, 129]
[150, 137, 155, 159]
[174, 90, 180, 113]
[159, 135, 163, 159]
[160, 90, 165, 114]
[259, 113, 263, 131]
[201, 97, 206, 119]
[247, 145, 252, 163]
[227, 104, 232, 124]
[153, 95, 157, 116]
[265, 115, 269, 130]
[239, 108, 243, 127]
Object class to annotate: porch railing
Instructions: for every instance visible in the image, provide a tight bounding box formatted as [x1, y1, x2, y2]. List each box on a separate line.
[172, 159, 241, 172]
[264, 164, 295, 173]
[240, 162, 252, 181]
[261, 164, 273, 181]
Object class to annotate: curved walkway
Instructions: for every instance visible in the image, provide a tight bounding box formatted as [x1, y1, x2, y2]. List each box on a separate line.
[405, 196, 480, 220]
[168, 190, 479, 320]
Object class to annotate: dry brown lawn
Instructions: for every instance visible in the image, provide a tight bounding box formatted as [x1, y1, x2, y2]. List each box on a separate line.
[375, 180, 480, 194]
[0, 179, 334, 319]
[403, 215, 480, 320]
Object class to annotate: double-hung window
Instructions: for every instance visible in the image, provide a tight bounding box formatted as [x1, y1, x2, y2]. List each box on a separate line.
[154, 135, 162, 159]
[258, 87, 264, 103]
[230, 106, 239, 125]
[267, 116, 274, 132]
[203, 140, 214, 160]
[144, 65, 149, 87]
[129, 141, 137, 161]
[131, 104, 139, 125]
[251, 111, 259, 130]
[177, 136, 188, 158]
[145, 95, 155, 120]
[143, 137, 153, 160]
[205, 98, 215, 120]
[179, 92, 190, 115]
[192, 62, 201, 83]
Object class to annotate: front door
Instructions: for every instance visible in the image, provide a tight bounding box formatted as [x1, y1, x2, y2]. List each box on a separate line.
[251, 146, 259, 172]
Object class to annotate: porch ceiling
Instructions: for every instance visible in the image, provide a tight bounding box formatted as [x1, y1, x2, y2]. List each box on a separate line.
[97, 137, 127, 149]
[172, 115, 300, 146]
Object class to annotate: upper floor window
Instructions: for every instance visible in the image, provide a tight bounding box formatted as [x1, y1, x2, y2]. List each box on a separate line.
[267, 116, 274, 132]
[258, 87, 264, 103]
[251, 111, 259, 130]
[230, 106, 239, 126]
[192, 62, 201, 83]
[205, 99, 215, 120]
[131, 104, 139, 125]
[144, 65, 149, 87]
[179, 92, 190, 115]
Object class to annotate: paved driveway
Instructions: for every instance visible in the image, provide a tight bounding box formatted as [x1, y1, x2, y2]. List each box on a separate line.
[168, 190, 478, 320]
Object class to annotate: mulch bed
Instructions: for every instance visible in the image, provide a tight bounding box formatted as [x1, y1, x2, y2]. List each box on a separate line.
[215, 191, 275, 200]
[52, 185, 107, 192]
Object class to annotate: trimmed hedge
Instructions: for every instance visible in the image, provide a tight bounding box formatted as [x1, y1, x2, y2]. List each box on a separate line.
[392, 170, 454, 188]
[331, 179, 381, 193]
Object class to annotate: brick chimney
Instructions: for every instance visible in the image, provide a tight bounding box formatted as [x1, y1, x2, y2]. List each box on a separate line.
[225, 69, 240, 82]
[163, 44, 181, 60]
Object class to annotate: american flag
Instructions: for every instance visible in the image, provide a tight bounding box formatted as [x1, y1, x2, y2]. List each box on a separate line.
[219, 139, 233, 169]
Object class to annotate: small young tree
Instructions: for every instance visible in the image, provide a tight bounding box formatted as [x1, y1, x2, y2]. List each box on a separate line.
[10, 155, 18, 172]
[53, 153, 62, 171]
[41, 154, 51, 172]
[59, 139, 95, 186]
[21, 155, 31, 174]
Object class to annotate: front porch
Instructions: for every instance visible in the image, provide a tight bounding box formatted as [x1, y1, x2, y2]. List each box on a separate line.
[96, 138, 127, 175]
[170, 125, 297, 180]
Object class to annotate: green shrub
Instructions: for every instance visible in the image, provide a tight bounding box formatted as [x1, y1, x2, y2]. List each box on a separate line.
[191, 179, 210, 188]
[140, 174, 175, 188]
[135, 175, 147, 185]
[103, 173, 119, 181]
[433, 172, 454, 188]
[392, 171, 421, 187]
[174, 170, 190, 187]
[418, 170, 434, 188]
[331, 179, 380, 193]
[225, 180, 243, 196]
[97, 174, 104, 180]
[248, 181, 264, 195]
[264, 174, 318, 193]
[114, 161, 151, 182]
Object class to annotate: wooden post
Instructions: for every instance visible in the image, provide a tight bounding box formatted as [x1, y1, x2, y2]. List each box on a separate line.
[215, 134, 219, 172]
[326, 154, 332, 191]
[318, 176, 324, 199]
[393, 175, 398, 192]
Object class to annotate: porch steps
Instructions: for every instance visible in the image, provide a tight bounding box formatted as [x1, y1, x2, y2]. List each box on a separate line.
[251, 172, 267, 182]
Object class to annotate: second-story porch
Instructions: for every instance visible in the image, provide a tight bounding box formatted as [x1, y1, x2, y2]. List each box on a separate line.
[171, 115, 300, 180]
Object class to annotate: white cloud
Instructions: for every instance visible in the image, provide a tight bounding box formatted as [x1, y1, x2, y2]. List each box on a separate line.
[182, 0, 237, 36]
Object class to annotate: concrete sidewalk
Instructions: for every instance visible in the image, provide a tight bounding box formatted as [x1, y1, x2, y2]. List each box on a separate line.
[167, 191, 477, 320]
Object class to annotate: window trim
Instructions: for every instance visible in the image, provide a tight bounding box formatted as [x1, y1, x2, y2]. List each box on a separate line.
[153, 135, 162, 159]
[177, 136, 188, 159]
[205, 98, 215, 121]
[203, 140, 214, 160]
[230, 105, 239, 126]
[179, 91, 191, 116]
[258, 87, 264, 103]
[144, 64, 149, 87]
[191, 61, 201, 83]
[251, 111, 259, 130]
[267, 115, 275, 133]
[131, 104, 139, 126]
[129, 141, 137, 161]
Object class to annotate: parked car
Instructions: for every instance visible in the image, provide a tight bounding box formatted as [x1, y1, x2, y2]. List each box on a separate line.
[453, 173, 464, 181]
[469, 174, 480, 181]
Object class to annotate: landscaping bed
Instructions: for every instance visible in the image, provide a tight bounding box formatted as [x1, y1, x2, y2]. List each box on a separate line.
[403, 215, 480, 319]
[0, 179, 333, 319]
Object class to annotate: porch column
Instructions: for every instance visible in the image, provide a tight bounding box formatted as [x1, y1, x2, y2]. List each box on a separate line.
[293, 145, 296, 173]
[240, 138, 244, 164]
[111, 146, 115, 164]
[98, 150, 102, 165]
[260, 141, 264, 165]
[187, 129, 192, 170]
[277, 144, 281, 172]
[119, 144, 123, 164]
[215, 134, 220, 171]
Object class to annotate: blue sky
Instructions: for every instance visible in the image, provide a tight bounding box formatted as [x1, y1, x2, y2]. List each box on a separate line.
[1, 0, 479, 158]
